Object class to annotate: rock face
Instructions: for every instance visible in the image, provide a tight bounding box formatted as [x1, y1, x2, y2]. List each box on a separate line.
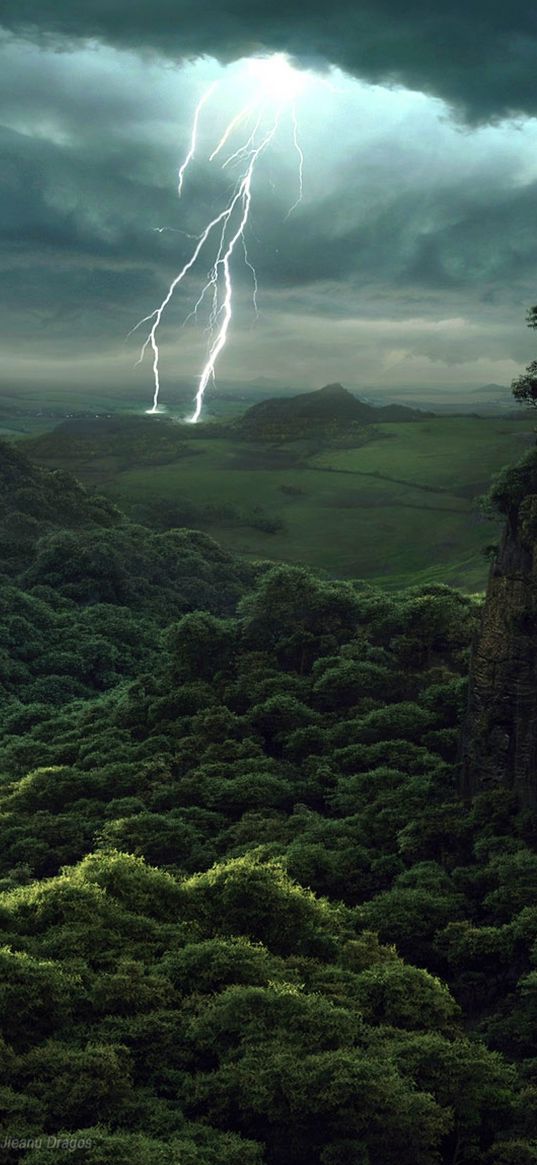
[461, 492, 537, 809]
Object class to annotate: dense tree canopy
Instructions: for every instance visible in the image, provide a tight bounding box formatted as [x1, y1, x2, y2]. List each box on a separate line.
[1, 439, 537, 1162]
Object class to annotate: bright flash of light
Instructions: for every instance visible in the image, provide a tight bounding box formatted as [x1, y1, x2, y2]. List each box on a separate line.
[177, 81, 217, 195]
[286, 106, 304, 219]
[131, 53, 314, 421]
[245, 53, 308, 103]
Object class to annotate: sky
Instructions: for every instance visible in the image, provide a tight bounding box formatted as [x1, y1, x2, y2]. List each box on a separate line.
[1, 2, 537, 408]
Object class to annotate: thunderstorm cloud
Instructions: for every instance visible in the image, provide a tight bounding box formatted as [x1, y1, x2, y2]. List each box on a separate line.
[1, 2, 537, 399]
[3, 0, 537, 122]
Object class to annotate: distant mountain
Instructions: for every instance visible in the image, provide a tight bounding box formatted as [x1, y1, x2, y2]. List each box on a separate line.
[470, 383, 509, 396]
[236, 382, 433, 439]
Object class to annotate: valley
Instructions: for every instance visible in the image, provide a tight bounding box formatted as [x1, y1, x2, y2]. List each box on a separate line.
[17, 392, 534, 590]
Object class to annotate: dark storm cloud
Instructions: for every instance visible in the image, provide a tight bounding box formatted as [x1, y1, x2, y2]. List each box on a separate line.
[2, 0, 537, 122]
[4, 100, 537, 325]
[1, 31, 536, 392]
[243, 165, 537, 299]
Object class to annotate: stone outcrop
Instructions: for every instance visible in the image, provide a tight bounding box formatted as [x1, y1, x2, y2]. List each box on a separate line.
[461, 492, 537, 809]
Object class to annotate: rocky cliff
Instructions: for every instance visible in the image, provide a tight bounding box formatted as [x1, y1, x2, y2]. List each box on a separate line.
[461, 449, 537, 808]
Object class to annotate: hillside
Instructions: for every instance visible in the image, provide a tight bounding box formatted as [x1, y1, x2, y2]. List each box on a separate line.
[0, 437, 121, 573]
[2, 435, 537, 1160]
[22, 413, 196, 475]
[22, 412, 533, 591]
[235, 382, 432, 440]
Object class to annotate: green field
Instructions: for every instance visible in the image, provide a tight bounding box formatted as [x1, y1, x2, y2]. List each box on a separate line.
[26, 414, 531, 591]
[0, 382, 247, 437]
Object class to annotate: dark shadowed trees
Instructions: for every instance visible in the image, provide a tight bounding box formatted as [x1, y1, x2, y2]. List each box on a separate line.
[511, 306, 537, 409]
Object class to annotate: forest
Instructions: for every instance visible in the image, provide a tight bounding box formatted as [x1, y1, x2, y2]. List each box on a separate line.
[1, 427, 537, 1165]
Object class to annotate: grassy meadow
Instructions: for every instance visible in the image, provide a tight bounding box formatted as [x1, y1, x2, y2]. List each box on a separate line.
[20, 411, 534, 590]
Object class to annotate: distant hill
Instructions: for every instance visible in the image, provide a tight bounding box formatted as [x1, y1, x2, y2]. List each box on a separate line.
[235, 383, 433, 440]
[470, 383, 509, 396]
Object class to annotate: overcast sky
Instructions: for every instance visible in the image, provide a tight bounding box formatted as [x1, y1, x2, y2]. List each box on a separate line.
[1, 2, 537, 406]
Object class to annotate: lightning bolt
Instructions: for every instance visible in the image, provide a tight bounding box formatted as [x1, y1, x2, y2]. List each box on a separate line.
[190, 114, 282, 423]
[177, 81, 217, 195]
[285, 105, 304, 220]
[208, 101, 256, 162]
[132, 56, 307, 421]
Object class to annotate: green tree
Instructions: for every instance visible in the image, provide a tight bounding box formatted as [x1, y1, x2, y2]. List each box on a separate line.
[0, 947, 79, 1049]
[238, 565, 361, 673]
[511, 306, 537, 408]
[166, 612, 237, 682]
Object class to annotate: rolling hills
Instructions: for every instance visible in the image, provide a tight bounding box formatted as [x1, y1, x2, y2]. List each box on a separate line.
[21, 388, 535, 590]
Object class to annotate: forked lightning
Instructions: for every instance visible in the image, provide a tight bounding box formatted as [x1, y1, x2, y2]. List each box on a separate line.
[131, 54, 309, 421]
